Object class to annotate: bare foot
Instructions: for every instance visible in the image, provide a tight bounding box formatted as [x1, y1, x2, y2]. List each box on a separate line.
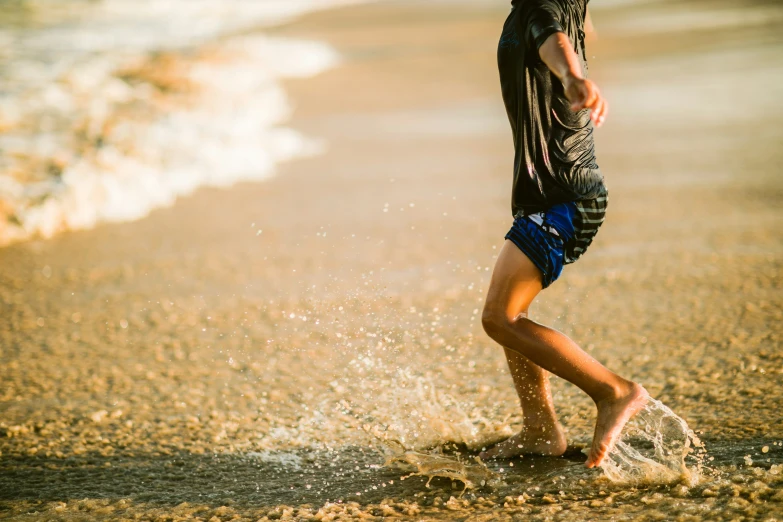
[479, 424, 567, 460]
[586, 383, 649, 468]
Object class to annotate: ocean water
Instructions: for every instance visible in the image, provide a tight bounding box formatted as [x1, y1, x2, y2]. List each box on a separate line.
[0, 0, 365, 246]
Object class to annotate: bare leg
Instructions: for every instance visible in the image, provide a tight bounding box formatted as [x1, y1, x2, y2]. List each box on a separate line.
[479, 250, 565, 460]
[480, 346, 568, 459]
[481, 241, 648, 467]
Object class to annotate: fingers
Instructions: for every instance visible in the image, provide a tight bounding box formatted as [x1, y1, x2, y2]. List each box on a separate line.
[567, 79, 609, 127]
[591, 95, 608, 127]
[584, 85, 599, 110]
[582, 81, 608, 128]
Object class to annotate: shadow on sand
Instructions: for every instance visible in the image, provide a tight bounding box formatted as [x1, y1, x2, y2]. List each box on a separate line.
[1, 440, 780, 510]
[0, 445, 592, 508]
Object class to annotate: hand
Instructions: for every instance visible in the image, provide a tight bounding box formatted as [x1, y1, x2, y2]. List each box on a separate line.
[563, 75, 608, 128]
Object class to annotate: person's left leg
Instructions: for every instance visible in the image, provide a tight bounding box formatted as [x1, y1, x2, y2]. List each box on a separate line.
[479, 344, 568, 459]
[478, 242, 567, 459]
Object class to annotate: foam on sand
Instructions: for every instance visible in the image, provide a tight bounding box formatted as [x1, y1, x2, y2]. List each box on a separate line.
[0, 0, 366, 246]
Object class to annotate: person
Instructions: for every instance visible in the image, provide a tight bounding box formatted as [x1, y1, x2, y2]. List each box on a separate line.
[479, 0, 648, 468]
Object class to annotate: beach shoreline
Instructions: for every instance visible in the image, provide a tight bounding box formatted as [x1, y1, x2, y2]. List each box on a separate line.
[1, 0, 782, 519]
[0, 0, 370, 248]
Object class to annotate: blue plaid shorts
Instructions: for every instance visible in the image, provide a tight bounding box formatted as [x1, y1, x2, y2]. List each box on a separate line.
[504, 202, 577, 288]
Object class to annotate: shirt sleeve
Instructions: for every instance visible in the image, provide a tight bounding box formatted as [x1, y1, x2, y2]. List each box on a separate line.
[518, 0, 565, 51]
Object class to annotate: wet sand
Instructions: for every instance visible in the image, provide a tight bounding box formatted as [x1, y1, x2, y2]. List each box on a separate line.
[1, 0, 783, 520]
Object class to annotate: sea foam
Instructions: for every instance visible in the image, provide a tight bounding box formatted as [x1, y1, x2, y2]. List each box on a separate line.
[0, 0, 365, 246]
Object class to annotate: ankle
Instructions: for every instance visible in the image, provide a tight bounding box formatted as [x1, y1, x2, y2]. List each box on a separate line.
[523, 417, 561, 431]
[593, 380, 637, 404]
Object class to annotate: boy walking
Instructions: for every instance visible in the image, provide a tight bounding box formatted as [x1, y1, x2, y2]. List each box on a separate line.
[480, 0, 648, 468]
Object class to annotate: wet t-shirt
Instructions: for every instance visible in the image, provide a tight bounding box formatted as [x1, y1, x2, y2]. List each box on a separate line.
[499, 0, 605, 216]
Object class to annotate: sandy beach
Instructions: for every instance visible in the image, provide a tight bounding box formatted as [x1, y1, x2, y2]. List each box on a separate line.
[1, 0, 782, 520]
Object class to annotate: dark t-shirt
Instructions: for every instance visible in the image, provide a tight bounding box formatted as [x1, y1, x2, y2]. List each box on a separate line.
[499, 0, 605, 216]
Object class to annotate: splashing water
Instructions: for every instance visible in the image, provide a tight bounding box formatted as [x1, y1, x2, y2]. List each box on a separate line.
[356, 367, 513, 451]
[600, 398, 705, 485]
[341, 365, 511, 493]
[385, 449, 500, 494]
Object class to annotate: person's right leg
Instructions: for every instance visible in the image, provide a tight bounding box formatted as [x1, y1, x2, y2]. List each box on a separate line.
[482, 240, 648, 467]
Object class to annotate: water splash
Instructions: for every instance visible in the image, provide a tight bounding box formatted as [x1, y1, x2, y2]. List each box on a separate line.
[247, 450, 304, 471]
[384, 447, 500, 494]
[600, 398, 705, 485]
[339, 365, 509, 493]
[356, 367, 512, 451]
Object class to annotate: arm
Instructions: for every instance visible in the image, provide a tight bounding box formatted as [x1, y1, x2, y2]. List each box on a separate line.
[538, 32, 608, 127]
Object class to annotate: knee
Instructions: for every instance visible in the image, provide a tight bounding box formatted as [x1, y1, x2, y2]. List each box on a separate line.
[481, 307, 510, 342]
[482, 306, 533, 344]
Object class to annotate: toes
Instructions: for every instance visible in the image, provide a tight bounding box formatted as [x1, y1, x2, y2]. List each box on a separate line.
[588, 442, 609, 468]
[591, 453, 604, 467]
